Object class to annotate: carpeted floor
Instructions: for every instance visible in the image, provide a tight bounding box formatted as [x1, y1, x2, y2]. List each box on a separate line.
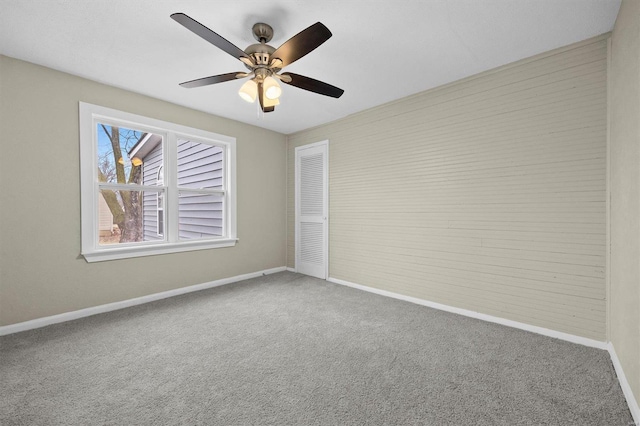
[0, 272, 634, 425]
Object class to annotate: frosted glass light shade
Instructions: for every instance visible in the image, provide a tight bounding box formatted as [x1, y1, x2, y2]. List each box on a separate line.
[263, 96, 280, 108]
[239, 79, 257, 103]
[263, 76, 282, 100]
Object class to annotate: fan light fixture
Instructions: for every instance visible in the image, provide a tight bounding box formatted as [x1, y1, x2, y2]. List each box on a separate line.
[263, 76, 282, 100]
[239, 76, 282, 105]
[263, 95, 280, 108]
[239, 79, 258, 103]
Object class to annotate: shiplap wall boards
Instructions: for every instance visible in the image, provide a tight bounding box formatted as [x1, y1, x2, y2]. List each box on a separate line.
[287, 35, 608, 341]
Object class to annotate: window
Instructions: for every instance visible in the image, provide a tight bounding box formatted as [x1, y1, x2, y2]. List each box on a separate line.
[80, 102, 237, 262]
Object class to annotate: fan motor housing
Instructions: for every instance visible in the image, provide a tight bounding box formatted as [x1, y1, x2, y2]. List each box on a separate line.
[244, 43, 275, 67]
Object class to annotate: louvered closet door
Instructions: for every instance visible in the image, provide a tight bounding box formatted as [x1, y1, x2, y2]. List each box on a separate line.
[295, 141, 328, 279]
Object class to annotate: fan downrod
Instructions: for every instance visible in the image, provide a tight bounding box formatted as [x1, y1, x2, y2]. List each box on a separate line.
[252, 23, 274, 43]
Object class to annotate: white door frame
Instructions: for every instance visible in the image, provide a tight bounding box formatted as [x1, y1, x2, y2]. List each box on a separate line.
[295, 140, 329, 279]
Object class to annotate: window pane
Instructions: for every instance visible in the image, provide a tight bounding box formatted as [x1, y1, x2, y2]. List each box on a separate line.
[97, 124, 164, 186]
[157, 192, 164, 236]
[145, 188, 165, 240]
[177, 139, 224, 190]
[178, 192, 224, 240]
[99, 189, 164, 245]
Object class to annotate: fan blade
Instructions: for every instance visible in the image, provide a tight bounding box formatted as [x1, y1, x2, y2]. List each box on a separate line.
[171, 13, 250, 61]
[280, 73, 344, 98]
[271, 22, 331, 67]
[179, 72, 242, 88]
[258, 82, 275, 113]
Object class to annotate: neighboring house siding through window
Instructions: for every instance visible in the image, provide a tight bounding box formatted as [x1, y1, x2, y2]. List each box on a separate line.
[177, 140, 224, 239]
[97, 193, 113, 236]
[142, 144, 163, 241]
[140, 140, 224, 241]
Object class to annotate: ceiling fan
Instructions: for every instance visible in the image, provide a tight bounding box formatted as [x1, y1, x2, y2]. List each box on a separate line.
[170, 13, 345, 113]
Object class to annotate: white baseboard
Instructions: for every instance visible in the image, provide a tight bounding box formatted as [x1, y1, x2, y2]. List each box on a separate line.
[327, 276, 607, 350]
[286, 267, 296, 272]
[327, 276, 640, 421]
[608, 343, 640, 424]
[0, 266, 287, 336]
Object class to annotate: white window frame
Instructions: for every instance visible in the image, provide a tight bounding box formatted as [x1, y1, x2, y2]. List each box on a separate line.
[79, 102, 237, 262]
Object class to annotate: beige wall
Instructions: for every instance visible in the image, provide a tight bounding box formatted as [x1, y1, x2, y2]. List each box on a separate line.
[288, 35, 609, 341]
[0, 56, 287, 326]
[610, 0, 640, 409]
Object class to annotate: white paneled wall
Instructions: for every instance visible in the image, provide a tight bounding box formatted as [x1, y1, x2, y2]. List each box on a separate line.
[287, 35, 608, 340]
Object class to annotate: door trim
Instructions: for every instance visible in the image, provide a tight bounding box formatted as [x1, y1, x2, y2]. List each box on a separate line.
[295, 140, 329, 279]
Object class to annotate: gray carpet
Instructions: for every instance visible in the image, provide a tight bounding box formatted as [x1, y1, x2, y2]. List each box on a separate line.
[0, 272, 633, 425]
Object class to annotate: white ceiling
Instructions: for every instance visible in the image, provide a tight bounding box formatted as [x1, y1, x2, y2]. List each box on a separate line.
[0, 0, 621, 135]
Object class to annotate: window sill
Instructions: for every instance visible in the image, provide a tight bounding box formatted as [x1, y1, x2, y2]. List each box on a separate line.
[82, 238, 238, 263]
